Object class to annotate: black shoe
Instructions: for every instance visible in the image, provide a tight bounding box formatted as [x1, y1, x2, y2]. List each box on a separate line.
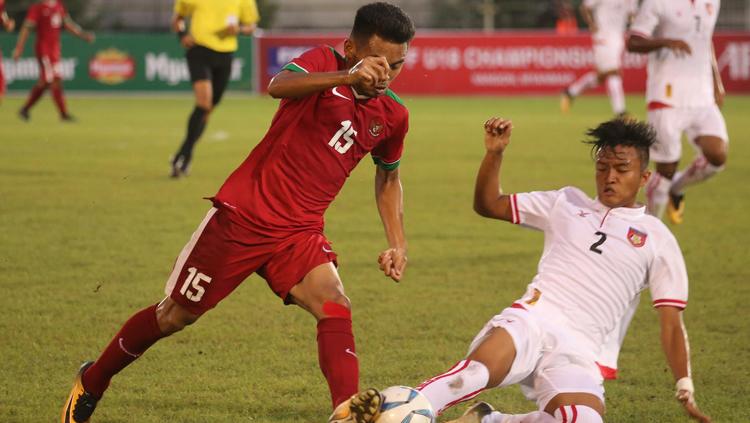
[18, 108, 30, 121]
[61, 361, 99, 423]
[61, 114, 77, 122]
[170, 155, 190, 178]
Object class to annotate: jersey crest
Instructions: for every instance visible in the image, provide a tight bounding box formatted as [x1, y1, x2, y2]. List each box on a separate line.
[627, 227, 647, 247]
[368, 117, 384, 138]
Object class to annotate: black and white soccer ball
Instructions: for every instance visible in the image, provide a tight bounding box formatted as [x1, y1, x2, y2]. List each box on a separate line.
[376, 386, 435, 423]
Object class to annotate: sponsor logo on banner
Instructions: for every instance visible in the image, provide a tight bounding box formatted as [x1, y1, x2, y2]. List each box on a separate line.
[89, 48, 135, 85]
[718, 42, 750, 80]
[1, 57, 77, 84]
[145, 53, 245, 86]
[627, 227, 647, 248]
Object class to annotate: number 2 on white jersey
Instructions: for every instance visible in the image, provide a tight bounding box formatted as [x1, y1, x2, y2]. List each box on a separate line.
[329, 120, 357, 154]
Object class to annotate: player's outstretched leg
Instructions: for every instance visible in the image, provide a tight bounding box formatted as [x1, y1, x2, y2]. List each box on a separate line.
[449, 403, 603, 423]
[19, 82, 49, 121]
[61, 361, 98, 423]
[561, 71, 599, 113]
[328, 388, 384, 423]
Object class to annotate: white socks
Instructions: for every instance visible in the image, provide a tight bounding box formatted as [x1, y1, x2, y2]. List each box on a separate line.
[645, 172, 671, 218]
[417, 360, 489, 415]
[482, 405, 602, 423]
[568, 71, 599, 96]
[670, 156, 724, 195]
[605, 75, 626, 115]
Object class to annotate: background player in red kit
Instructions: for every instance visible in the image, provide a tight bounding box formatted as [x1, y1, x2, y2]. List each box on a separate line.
[0, 0, 16, 104]
[61, 2, 414, 422]
[12, 0, 94, 121]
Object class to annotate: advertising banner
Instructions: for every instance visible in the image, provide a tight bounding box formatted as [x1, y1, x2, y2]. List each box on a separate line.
[0, 33, 255, 91]
[256, 31, 750, 95]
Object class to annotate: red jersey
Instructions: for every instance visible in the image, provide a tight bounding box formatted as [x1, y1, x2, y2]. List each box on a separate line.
[26, 0, 66, 57]
[214, 45, 409, 234]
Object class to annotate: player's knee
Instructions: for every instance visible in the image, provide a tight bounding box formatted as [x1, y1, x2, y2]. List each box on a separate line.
[656, 163, 678, 179]
[553, 405, 602, 423]
[156, 300, 200, 334]
[704, 149, 727, 167]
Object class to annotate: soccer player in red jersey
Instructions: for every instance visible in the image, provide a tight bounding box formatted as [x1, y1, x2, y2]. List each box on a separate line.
[60, 3, 415, 422]
[0, 0, 16, 104]
[12, 0, 94, 121]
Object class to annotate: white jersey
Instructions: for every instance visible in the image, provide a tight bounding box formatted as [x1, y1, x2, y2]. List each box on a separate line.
[584, 0, 636, 38]
[508, 187, 688, 353]
[630, 0, 719, 108]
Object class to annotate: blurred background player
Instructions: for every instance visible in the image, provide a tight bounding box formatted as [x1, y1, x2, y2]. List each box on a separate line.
[627, 0, 728, 224]
[0, 0, 15, 104]
[12, 0, 94, 121]
[61, 3, 414, 423]
[351, 117, 711, 423]
[561, 0, 637, 116]
[169, 0, 259, 178]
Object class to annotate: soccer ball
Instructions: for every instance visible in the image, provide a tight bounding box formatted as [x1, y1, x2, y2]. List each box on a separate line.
[376, 386, 435, 423]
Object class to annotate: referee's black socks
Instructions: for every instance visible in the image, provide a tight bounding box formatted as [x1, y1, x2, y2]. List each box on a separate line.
[174, 106, 210, 170]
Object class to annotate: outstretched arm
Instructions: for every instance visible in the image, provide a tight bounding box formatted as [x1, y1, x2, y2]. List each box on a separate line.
[63, 14, 94, 42]
[658, 306, 712, 423]
[627, 34, 691, 57]
[268, 56, 389, 99]
[711, 43, 725, 108]
[473, 117, 514, 221]
[375, 166, 407, 282]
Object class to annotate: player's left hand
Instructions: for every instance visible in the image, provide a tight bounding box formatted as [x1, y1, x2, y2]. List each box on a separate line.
[378, 247, 407, 282]
[221, 24, 240, 37]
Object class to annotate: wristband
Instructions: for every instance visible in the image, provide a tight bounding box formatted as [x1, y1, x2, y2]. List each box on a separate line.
[675, 377, 694, 394]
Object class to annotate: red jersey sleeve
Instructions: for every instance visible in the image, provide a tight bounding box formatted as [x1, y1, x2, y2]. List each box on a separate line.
[26, 4, 40, 24]
[280, 45, 337, 74]
[371, 105, 408, 170]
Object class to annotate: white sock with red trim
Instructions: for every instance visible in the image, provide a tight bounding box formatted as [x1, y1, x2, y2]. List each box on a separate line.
[605, 75, 626, 114]
[670, 156, 724, 195]
[482, 411, 557, 422]
[645, 172, 671, 218]
[416, 360, 488, 415]
[553, 405, 602, 423]
[568, 71, 599, 97]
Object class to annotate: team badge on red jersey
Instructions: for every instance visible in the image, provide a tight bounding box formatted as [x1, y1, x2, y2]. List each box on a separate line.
[369, 118, 384, 137]
[627, 227, 647, 247]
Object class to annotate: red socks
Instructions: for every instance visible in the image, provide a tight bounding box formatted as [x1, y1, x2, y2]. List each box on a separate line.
[317, 303, 359, 409]
[82, 304, 165, 398]
[51, 82, 68, 117]
[23, 84, 46, 111]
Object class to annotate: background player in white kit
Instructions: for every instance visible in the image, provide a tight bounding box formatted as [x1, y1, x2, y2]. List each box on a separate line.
[627, 0, 728, 224]
[561, 0, 637, 116]
[349, 117, 712, 423]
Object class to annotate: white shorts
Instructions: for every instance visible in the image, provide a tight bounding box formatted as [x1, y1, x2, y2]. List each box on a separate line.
[592, 35, 624, 72]
[468, 307, 604, 410]
[648, 105, 729, 163]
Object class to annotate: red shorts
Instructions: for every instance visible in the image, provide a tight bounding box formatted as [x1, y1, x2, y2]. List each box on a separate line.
[37, 54, 62, 83]
[164, 206, 338, 315]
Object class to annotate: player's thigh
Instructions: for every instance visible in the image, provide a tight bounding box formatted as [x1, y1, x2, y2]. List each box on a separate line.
[687, 105, 729, 164]
[186, 46, 213, 108]
[261, 232, 340, 314]
[592, 36, 623, 73]
[164, 207, 272, 316]
[544, 392, 605, 417]
[36, 55, 55, 84]
[209, 52, 233, 106]
[467, 308, 543, 388]
[531, 360, 605, 414]
[648, 108, 687, 164]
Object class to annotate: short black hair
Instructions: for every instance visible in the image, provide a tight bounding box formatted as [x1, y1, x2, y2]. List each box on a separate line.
[583, 118, 657, 170]
[351, 2, 415, 45]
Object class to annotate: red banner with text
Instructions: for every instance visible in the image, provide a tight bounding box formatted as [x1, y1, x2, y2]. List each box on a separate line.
[257, 31, 750, 95]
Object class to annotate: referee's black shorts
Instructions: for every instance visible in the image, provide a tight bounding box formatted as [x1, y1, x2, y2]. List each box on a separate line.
[186, 45, 234, 105]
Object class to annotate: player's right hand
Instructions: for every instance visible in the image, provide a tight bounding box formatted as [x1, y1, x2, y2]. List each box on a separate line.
[666, 39, 692, 57]
[484, 117, 513, 155]
[180, 34, 196, 49]
[348, 56, 389, 97]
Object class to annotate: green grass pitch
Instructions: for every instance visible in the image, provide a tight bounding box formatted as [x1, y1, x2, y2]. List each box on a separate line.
[0, 93, 748, 422]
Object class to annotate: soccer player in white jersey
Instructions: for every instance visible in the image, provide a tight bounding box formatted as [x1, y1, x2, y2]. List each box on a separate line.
[626, 0, 728, 224]
[343, 117, 712, 423]
[561, 0, 637, 116]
